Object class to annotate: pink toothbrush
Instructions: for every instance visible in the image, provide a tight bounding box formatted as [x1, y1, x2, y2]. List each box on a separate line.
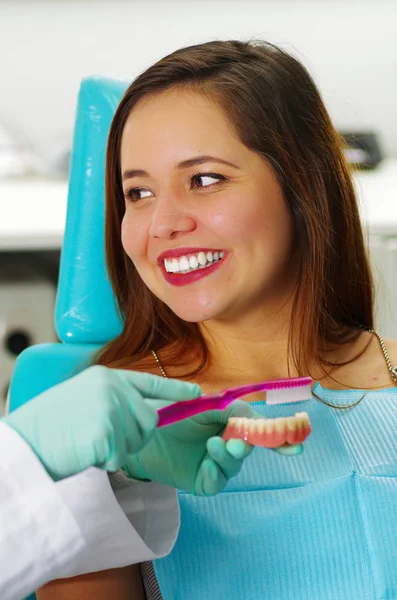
[157, 376, 313, 427]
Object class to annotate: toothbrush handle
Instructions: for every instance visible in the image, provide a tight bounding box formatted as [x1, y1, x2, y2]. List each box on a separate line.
[157, 394, 225, 427]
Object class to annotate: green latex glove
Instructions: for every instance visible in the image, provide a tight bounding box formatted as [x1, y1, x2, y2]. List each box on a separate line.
[4, 366, 200, 481]
[123, 399, 256, 496]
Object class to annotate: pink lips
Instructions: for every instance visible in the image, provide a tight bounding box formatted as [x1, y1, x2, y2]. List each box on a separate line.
[157, 248, 226, 287]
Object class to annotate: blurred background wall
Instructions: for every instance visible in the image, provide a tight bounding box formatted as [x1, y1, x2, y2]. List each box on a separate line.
[1, 0, 397, 159]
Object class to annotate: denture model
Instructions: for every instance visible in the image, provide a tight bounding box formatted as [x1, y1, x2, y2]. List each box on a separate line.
[222, 412, 312, 448]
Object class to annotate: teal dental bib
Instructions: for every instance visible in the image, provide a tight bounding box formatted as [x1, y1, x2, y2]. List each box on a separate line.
[153, 385, 397, 600]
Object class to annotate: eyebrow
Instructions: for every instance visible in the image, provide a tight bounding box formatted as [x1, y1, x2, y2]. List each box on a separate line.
[122, 155, 239, 181]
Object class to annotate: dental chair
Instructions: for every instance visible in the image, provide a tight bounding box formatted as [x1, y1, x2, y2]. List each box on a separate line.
[8, 76, 129, 600]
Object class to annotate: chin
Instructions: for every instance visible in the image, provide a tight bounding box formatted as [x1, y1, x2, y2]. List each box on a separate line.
[167, 302, 222, 324]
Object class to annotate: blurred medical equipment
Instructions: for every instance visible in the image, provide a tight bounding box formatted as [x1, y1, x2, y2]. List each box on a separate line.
[0, 116, 72, 180]
[341, 130, 383, 169]
[0, 257, 57, 415]
[0, 120, 41, 179]
[0, 122, 30, 178]
[355, 161, 397, 338]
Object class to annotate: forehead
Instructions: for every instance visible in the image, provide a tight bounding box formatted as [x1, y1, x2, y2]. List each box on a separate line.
[120, 87, 242, 166]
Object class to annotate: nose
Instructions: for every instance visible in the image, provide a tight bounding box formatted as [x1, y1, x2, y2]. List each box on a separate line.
[148, 195, 196, 240]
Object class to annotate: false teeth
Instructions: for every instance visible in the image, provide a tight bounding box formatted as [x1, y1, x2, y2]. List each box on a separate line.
[223, 412, 312, 448]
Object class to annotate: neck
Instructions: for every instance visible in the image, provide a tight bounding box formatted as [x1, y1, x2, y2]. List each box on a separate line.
[198, 300, 302, 385]
[159, 293, 368, 388]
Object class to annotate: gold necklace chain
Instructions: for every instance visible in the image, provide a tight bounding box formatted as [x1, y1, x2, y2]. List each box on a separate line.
[151, 349, 168, 379]
[367, 329, 397, 382]
[151, 329, 397, 410]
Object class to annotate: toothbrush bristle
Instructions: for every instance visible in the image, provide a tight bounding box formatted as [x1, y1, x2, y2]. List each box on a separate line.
[266, 383, 313, 405]
[267, 377, 312, 390]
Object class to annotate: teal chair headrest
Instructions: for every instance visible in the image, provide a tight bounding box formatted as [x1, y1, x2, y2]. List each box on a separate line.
[55, 77, 129, 344]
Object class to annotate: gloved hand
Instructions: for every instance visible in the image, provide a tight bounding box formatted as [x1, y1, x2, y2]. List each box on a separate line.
[4, 366, 200, 481]
[123, 399, 256, 496]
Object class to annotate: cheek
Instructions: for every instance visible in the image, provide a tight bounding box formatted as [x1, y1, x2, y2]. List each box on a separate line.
[250, 192, 294, 242]
[207, 205, 247, 244]
[209, 188, 293, 254]
[209, 205, 271, 248]
[229, 193, 295, 266]
[120, 214, 148, 263]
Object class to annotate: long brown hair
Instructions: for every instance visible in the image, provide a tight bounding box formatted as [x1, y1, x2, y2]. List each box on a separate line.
[95, 39, 374, 378]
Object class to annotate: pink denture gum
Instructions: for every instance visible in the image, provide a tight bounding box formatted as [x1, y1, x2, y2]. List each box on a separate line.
[223, 412, 312, 449]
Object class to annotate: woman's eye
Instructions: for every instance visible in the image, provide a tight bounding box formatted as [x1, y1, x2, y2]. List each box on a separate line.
[191, 173, 226, 189]
[124, 188, 153, 202]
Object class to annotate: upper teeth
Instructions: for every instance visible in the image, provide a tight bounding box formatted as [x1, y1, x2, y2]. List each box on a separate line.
[164, 251, 225, 273]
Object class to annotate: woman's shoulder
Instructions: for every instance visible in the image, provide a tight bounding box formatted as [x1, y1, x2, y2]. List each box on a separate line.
[361, 332, 397, 388]
[379, 335, 397, 373]
[323, 331, 397, 390]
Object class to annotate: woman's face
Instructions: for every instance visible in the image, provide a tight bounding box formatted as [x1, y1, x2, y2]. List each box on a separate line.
[120, 87, 297, 324]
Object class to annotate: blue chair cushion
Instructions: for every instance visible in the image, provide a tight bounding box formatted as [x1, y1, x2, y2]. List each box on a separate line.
[55, 77, 129, 345]
[9, 343, 101, 411]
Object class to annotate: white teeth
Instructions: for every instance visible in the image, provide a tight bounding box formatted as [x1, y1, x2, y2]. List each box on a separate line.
[198, 251, 207, 265]
[227, 412, 310, 435]
[286, 416, 297, 431]
[295, 412, 309, 427]
[264, 419, 274, 433]
[274, 417, 286, 433]
[235, 418, 244, 431]
[163, 250, 225, 273]
[256, 419, 266, 434]
[179, 256, 190, 271]
[295, 412, 307, 427]
[189, 255, 199, 269]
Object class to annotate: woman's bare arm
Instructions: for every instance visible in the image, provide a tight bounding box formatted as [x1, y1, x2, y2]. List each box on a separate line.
[36, 564, 145, 600]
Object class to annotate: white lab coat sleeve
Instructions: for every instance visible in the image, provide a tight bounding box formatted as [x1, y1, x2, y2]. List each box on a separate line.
[54, 466, 180, 577]
[0, 422, 180, 599]
[0, 421, 84, 600]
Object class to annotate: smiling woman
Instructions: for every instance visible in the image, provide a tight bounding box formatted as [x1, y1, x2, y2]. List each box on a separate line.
[37, 39, 397, 600]
[119, 86, 295, 326]
[96, 40, 381, 384]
